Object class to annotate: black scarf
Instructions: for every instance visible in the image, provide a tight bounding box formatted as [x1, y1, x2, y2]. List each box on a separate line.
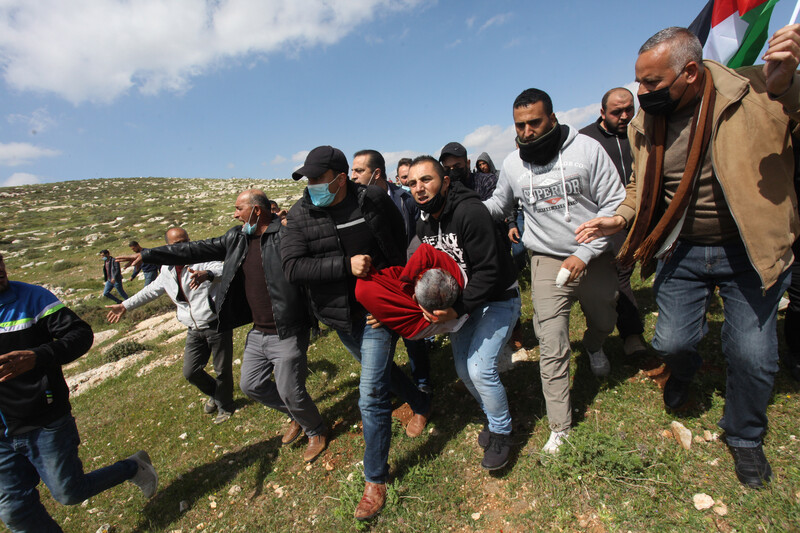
[517, 123, 568, 165]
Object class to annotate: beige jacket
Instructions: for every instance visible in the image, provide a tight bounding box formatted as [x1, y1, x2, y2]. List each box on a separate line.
[617, 60, 800, 290]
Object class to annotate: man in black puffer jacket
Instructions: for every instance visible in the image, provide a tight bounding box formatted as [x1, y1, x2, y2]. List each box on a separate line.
[120, 189, 328, 464]
[282, 146, 430, 522]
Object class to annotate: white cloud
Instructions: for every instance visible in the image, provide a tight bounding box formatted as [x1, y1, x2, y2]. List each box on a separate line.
[271, 155, 288, 165]
[382, 150, 422, 178]
[227, 162, 236, 169]
[0, 142, 60, 166]
[466, 16, 476, 29]
[0, 0, 423, 104]
[461, 125, 517, 167]
[2, 172, 40, 187]
[556, 102, 599, 129]
[7, 108, 56, 134]
[479, 13, 512, 32]
[291, 150, 310, 162]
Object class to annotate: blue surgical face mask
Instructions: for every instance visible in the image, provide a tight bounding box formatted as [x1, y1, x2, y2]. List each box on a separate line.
[400, 185, 411, 193]
[242, 206, 257, 235]
[308, 174, 342, 207]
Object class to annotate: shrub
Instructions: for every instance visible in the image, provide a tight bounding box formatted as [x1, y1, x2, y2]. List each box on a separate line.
[104, 341, 149, 363]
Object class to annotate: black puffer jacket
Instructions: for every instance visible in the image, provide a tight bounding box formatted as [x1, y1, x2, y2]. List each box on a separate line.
[281, 180, 407, 333]
[417, 182, 517, 316]
[141, 217, 309, 339]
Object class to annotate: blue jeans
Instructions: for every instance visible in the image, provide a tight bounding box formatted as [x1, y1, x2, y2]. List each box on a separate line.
[337, 319, 430, 483]
[652, 240, 789, 447]
[450, 296, 521, 435]
[0, 415, 137, 533]
[102, 280, 128, 304]
[143, 270, 158, 286]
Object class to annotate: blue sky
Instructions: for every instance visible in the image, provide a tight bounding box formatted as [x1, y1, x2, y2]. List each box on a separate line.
[1, 0, 798, 187]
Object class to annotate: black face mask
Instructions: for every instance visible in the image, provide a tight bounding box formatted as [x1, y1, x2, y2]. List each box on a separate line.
[417, 180, 447, 214]
[446, 166, 468, 183]
[638, 69, 688, 116]
[517, 122, 565, 165]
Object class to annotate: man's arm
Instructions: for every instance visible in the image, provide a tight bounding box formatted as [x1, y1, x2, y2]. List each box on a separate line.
[451, 203, 503, 316]
[763, 24, 800, 114]
[482, 162, 516, 221]
[31, 307, 93, 368]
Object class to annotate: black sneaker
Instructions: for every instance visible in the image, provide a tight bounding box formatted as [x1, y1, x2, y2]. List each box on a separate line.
[481, 432, 511, 470]
[663, 375, 691, 410]
[729, 443, 773, 489]
[478, 426, 490, 449]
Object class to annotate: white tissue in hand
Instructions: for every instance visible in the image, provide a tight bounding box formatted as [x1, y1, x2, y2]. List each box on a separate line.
[555, 267, 571, 288]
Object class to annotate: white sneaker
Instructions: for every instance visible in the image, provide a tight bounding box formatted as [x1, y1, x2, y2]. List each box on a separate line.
[542, 430, 569, 455]
[128, 450, 158, 498]
[588, 347, 610, 378]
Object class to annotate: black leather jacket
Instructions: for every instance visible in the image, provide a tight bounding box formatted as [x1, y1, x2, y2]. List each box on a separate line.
[141, 217, 309, 339]
[281, 180, 407, 333]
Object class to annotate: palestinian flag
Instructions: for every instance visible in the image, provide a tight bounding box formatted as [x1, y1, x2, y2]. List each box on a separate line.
[689, 0, 781, 68]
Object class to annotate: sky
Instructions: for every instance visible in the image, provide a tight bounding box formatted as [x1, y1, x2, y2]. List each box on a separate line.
[1, 0, 798, 188]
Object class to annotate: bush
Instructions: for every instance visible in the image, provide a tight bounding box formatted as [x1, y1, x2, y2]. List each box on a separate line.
[544, 426, 650, 482]
[52, 260, 79, 272]
[104, 341, 149, 363]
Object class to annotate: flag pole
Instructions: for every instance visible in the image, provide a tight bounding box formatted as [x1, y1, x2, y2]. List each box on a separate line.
[791, 0, 800, 24]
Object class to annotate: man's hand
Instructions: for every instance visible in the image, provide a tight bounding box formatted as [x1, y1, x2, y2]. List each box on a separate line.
[508, 227, 521, 244]
[366, 314, 383, 329]
[350, 255, 372, 278]
[763, 24, 800, 96]
[188, 268, 209, 290]
[575, 215, 626, 243]
[421, 306, 458, 323]
[560, 255, 587, 284]
[116, 253, 143, 269]
[105, 304, 127, 323]
[0, 350, 37, 382]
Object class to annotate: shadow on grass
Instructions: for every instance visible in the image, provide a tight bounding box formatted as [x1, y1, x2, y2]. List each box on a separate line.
[133, 437, 281, 532]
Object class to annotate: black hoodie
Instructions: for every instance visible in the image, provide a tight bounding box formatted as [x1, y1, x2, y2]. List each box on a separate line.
[416, 182, 517, 317]
[579, 118, 632, 185]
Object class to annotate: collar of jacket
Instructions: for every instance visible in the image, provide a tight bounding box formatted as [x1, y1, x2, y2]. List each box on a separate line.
[592, 117, 623, 139]
[630, 60, 749, 142]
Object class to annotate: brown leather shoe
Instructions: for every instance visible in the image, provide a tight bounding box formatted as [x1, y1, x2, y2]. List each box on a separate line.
[281, 420, 302, 445]
[405, 410, 430, 438]
[303, 431, 328, 463]
[354, 482, 387, 521]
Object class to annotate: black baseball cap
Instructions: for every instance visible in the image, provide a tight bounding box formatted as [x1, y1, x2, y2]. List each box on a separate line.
[291, 145, 349, 180]
[439, 142, 467, 161]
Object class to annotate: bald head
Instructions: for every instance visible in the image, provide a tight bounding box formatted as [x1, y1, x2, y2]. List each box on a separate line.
[236, 189, 270, 210]
[165, 227, 190, 245]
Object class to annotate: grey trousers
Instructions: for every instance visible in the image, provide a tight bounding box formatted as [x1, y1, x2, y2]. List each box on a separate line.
[184, 327, 234, 411]
[531, 252, 618, 432]
[240, 329, 324, 437]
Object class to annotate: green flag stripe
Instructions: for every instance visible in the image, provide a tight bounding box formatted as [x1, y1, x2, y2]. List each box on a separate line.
[728, 0, 780, 68]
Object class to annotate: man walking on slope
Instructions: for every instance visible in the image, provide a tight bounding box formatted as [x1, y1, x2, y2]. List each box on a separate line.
[484, 88, 625, 455]
[282, 146, 431, 521]
[107, 227, 235, 424]
[576, 25, 800, 489]
[579, 87, 648, 357]
[119, 190, 328, 464]
[0, 253, 157, 533]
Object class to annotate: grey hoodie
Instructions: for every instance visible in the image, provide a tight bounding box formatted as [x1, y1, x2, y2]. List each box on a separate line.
[484, 125, 625, 265]
[476, 152, 497, 175]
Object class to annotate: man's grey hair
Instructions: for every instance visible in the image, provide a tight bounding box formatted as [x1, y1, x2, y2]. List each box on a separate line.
[242, 189, 270, 211]
[639, 27, 703, 75]
[415, 268, 460, 312]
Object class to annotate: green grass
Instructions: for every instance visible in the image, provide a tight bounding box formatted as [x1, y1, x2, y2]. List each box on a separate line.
[2, 178, 799, 532]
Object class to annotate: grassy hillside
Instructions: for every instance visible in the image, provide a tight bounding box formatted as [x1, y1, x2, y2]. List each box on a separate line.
[1, 178, 798, 532]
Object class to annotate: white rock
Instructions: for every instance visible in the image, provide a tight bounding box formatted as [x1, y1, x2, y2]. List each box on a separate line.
[713, 502, 728, 516]
[179, 500, 189, 513]
[471, 512, 481, 520]
[228, 485, 242, 496]
[179, 432, 188, 440]
[693, 493, 714, 510]
[670, 421, 692, 450]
